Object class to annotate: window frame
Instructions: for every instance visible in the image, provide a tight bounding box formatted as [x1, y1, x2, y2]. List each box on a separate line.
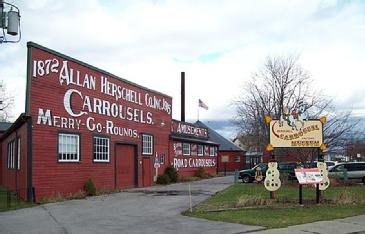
[159, 154, 165, 165]
[209, 146, 215, 156]
[234, 155, 241, 163]
[7, 140, 15, 169]
[197, 145, 204, 156]
[141, 134, 154, 156]
[93, 135, 110, 163]
[17, 137, 21, 170]
[57, 132, 81, 163]
[183, 143, 191, 156]
[204, 145, 209, 156]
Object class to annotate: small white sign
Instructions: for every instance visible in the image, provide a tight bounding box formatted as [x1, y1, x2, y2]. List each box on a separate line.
[295, 168, 324, 184]
[154, 157, 160, 168]
[221, 155, 229, 163]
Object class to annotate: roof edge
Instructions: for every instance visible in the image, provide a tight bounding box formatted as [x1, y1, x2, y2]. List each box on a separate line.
[0, 113, 31, 140]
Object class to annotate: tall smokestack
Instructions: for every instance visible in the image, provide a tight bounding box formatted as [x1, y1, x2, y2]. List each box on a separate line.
[181, 72, 185, 122]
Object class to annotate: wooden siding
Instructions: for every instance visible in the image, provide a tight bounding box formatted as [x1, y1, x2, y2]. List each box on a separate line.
[29, 46, 172, 200]
[0, 122, 28, 200]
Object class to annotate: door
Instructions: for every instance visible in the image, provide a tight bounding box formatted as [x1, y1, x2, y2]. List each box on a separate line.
[115, 144, 137, 189]
[142, 157, 152, 187]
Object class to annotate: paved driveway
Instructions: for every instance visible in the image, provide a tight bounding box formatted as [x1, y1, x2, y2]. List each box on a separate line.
[0, 176, 263, 234]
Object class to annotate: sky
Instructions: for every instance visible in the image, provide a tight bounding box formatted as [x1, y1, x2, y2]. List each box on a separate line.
[1, 0, 365, 138]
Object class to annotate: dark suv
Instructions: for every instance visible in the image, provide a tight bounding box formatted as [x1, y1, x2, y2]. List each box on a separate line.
[239, 162, 301, 183]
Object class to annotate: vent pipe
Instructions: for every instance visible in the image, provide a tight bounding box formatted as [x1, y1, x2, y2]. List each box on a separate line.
[181, 72, 185, 122]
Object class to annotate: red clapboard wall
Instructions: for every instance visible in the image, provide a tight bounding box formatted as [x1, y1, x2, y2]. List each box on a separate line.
[169, 120, 218, 177]
[28, 43, 172, 200]
[217, 151, 245, 173]
[1, 120, 29, 200]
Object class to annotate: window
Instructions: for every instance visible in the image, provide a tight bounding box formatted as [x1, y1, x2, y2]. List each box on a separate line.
[204, 145, 209, 156]
[246, 155, 250, 164]
[17, 138, 21, 170]
[234, 156, 241, 162]
[209, 146, 215, 156]
[183, 143, 191, 156]
[345, 163, 365, 171]
[198, 145, 204, 156]
[58, 133, 80, 162]
[159, 154, 165, 164]
[142, 134, 153, 155]
[93, 136, 110, 162]
[334, 165, 344, 172]
[7, 140, 15, 169]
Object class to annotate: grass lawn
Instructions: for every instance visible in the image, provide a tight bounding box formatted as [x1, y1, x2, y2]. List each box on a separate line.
[0, 187, 34, 212]
[183, 183, 365, 228]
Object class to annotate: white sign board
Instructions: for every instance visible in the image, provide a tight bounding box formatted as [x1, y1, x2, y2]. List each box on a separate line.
[295, 168, 324, 185]
[270, 120, 323, 148]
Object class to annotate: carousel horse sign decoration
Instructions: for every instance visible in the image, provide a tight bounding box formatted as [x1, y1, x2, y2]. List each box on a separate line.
[268, 104, 324, 148]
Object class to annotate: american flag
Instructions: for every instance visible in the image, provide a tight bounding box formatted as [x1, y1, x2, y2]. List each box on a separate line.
[198, 99, 208, 110]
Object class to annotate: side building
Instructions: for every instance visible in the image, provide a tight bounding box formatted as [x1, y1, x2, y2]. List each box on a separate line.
[195, 121, 245, 173]
[170, 120, 218, 176]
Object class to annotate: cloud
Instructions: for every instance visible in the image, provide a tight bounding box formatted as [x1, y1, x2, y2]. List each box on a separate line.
[1, 0, 364, 138]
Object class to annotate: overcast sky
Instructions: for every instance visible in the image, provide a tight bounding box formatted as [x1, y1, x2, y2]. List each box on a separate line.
[1, 0, 365, 137]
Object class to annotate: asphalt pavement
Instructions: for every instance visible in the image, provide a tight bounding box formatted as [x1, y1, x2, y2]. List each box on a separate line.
[0, 176, 263, 234]
[1, 176, 365, 234]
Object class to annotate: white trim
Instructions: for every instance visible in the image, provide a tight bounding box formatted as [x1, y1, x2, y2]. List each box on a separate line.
[197, 145, 204, 156]
[7, 140, 15, 169]
[209, 146, 215, 156]
[183, 143, 191, 156]
[17, 138, 21, 170]
[160, 154, 165, 164]
[58, 133, 80, 162]
[93, 136, 110, 162]
[142, 134, 153, 155]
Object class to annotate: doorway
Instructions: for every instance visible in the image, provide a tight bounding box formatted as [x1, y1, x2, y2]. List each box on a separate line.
[142, 157, 152, 187]
[115, 143, 138, 189]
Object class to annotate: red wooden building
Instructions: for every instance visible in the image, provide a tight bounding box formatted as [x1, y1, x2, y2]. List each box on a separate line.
[195, 121, 245, 173]
[170, 120, 218, 177]
[0, 42, 219, 201]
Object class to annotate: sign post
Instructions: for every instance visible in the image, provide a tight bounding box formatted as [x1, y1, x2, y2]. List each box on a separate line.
[153, 156, 160, 182]
[294, 168, 324, 204]
[265, 111, 327, 203]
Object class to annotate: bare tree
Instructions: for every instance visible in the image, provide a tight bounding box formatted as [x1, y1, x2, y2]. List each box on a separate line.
[0, 80, 14, 121]
[234, 56, 358, 163]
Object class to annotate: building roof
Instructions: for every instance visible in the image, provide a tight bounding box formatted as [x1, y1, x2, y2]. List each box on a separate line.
[170, 134, 218, 145]
[0, 113, 31, 140]
[195, 121, 243, 152]
[0, 122, 13, 133]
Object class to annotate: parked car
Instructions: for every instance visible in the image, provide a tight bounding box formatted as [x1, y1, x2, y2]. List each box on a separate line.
[308, 161, 338, 169]
[328, 162, 365, 184]
[239, 162, 301, 183]
[325, 161, 339, 168]
[239, 163, 267, 183]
